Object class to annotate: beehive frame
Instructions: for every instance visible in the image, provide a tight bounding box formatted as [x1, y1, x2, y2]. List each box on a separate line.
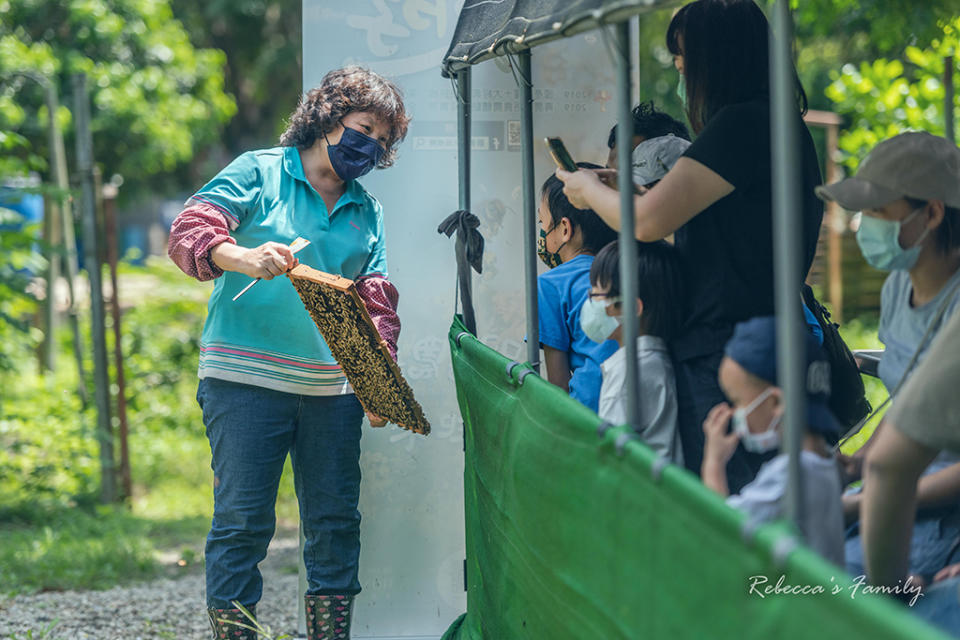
[287, 265, 430, 435]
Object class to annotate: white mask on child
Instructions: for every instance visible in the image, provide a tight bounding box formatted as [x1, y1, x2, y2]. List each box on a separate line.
[580, 297, 621, 343]
[732, 387, 782, 453]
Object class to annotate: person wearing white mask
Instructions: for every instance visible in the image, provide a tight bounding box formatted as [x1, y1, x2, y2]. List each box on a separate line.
[584, 240, 685, 466]
[701, 316, 846, 567]
[816, 131, 960, 581]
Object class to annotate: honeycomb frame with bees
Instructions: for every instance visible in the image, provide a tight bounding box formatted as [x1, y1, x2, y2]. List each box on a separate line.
[287, 265, 430, 435]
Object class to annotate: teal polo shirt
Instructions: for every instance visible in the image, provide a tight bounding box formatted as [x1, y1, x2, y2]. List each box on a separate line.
[190, 146, 388, 395]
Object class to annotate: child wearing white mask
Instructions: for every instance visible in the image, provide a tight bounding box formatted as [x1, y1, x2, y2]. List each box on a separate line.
[584, 240, 684, 466]
[816, 131, 960, 580]
[701, 316, 845, 566]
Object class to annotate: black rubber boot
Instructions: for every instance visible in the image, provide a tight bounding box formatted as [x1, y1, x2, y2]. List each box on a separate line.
[304, 594, 354, 640]
[207, 605, 258, 639]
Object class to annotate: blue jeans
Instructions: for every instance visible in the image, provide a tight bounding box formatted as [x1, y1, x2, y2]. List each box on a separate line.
[197, 377, 365, 609]
[913, 576, 960, 636]
[844, 511, 960, 581]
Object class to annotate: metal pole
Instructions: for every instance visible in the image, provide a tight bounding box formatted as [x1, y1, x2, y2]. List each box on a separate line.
[458, 69, 471, 213]
[40, 81, 61, 373]
[825, 123, 843, 322]
[456, 68, 476, 335]
[769, 0, 805, 534]
[41, 195, 59, 371]
[73, 72, 116, 504]
[945, 54, 955, 144]
[519, 50, 539, 372]
[103, 184, 131, 501]
[298, 522, 307, 638]
[44, 79, 89, 404]
[615, 23, 640, 430]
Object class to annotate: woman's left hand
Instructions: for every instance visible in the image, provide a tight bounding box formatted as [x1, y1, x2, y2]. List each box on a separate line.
[556, 167, 602, 210]
[366, 411, 388, 428]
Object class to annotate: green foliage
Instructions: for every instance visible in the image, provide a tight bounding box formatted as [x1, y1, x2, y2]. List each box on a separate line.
[0, 0, 237, 199]
[793, 0, 960, 56]
[636, 11, 687, 125]
[0, 208, 43, 377]
[0, 262, 211, 595]
[825, 18, 960, 172]
[1, 260, 299, 595]
[169, 0, 301, 157]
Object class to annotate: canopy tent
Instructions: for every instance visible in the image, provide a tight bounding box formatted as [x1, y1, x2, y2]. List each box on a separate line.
[441, 0, 681, 76]
[439, 0, 843, 635]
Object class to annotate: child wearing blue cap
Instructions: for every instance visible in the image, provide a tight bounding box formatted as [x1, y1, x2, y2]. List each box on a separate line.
[701, 316, 845, 565]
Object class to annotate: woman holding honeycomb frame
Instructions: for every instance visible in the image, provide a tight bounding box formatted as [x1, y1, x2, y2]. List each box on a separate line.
[168, 66, 410, 640]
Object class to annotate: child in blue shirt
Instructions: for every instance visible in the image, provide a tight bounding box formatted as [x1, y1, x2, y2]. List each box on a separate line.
[537, 163, 619, 411]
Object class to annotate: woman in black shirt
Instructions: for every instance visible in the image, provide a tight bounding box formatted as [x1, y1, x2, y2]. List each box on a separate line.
[558, 0, 823, 491]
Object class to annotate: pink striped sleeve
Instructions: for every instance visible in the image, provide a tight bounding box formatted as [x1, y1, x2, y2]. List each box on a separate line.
[356, 276, 401, 360]
[167, 202, 236, 281]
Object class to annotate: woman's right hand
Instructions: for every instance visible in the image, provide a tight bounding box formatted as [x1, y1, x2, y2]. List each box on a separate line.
[240, 242, 298, 279]
[594, 168, 619, 189]
[211, 241, 298, 279]
[556, 167, 603, 210]
[212, 242, 298, 279]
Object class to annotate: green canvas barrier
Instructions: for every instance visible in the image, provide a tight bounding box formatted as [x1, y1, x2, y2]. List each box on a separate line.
[443, 315, 945, 640]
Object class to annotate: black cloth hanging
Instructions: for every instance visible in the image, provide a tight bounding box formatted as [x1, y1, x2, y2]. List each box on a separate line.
[438, 210, 484, 335]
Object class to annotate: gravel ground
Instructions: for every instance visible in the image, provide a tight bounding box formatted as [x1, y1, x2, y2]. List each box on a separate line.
[0, 530, 304, 640]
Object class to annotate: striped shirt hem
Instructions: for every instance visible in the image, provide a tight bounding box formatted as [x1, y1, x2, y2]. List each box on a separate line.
[198, 342, 351, 396]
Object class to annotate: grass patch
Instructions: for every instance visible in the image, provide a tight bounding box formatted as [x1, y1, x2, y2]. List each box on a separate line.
[0, 506, 211, 594]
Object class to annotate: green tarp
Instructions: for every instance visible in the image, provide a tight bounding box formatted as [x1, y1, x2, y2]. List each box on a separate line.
[444, 316, 945, 639]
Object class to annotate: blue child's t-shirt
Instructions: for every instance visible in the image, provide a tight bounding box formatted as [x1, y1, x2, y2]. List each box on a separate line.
[537, 254, 619, 412]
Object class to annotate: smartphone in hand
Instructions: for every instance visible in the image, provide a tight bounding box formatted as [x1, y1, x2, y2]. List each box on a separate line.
[544, 137, 578, 172]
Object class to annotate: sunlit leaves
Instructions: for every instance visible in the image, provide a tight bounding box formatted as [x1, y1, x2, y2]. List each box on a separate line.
[825, 18, 960, 172]
[0, 0, 236, 192]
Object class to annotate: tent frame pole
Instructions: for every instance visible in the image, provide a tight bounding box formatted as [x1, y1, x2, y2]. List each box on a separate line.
[770, 0, 805, 534]
[458, 69, 472, 213]
[456, 68, 477, 335]
[519, 50, 540, 372]
[615, 22, 640, 430]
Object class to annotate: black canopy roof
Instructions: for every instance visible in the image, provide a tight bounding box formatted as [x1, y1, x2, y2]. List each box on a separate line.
[441, 0, 681, 77]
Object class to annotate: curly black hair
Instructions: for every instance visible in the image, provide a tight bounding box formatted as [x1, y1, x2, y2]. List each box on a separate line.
[279, 66, 411, 168]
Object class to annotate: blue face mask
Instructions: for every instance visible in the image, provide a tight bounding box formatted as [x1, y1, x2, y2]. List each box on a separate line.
[856, 207, 929, 271]
[580, 296, 621, 343]
[676, 75, 687, 108]
[326, 125, 385, 182]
